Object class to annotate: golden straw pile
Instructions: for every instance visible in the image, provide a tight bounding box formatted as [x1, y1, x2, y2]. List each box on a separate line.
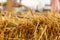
[0, 12, 60, 40]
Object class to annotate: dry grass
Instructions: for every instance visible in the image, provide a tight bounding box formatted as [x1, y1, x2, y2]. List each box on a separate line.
[0, 11, 60, 40]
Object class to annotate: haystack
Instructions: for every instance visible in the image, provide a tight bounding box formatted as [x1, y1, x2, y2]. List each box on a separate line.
[0, 12, 60, 40]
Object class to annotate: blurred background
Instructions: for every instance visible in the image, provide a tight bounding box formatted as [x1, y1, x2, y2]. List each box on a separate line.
[0, 0, 60, 13]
